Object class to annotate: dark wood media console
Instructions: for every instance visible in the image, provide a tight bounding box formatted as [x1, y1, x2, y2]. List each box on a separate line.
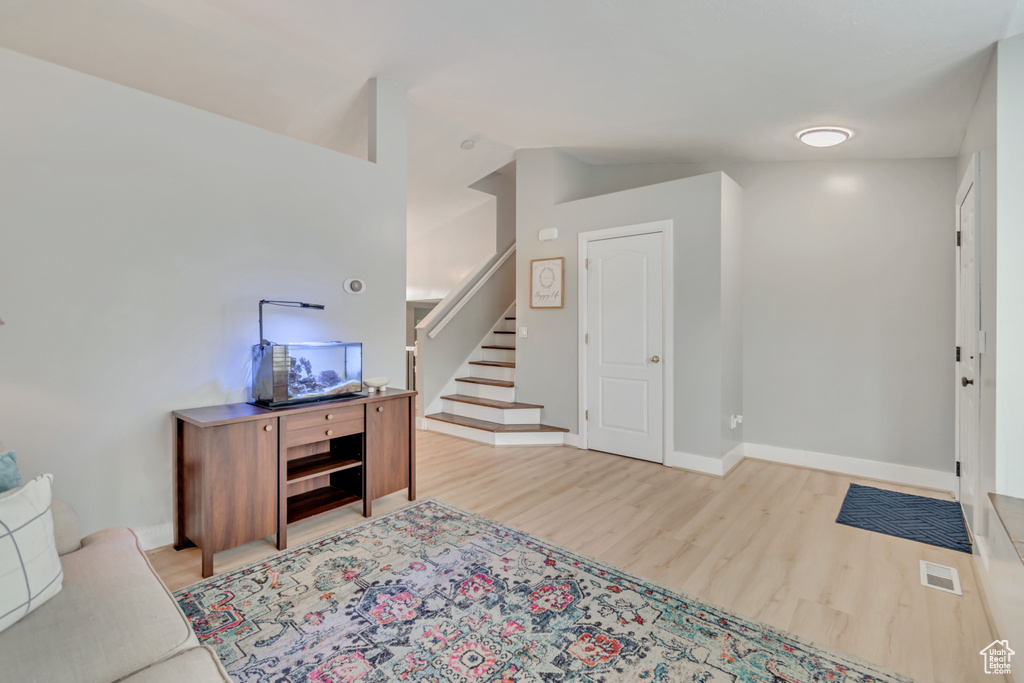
[172, 389, 415, 577]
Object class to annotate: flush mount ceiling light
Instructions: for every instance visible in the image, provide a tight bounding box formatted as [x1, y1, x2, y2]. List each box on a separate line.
[460, 139, 476, 151]
[798, 127, 852, 147]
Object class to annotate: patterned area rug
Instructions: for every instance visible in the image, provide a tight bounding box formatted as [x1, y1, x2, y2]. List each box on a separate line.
[176, 500, 911, 682]
[836, 483, 971, 554]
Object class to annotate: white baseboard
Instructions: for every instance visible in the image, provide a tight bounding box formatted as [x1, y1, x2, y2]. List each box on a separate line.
[665, 444, 744, 477]
[563, 433, 584, 449]
[132, 523, 173, 551]
[664, 442, 954, 492]
[742, 442, 957, 493]
[666, 450, 731, 476]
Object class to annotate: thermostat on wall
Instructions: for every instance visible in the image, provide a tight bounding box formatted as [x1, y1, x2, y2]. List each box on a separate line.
[343, 278, 366, 294]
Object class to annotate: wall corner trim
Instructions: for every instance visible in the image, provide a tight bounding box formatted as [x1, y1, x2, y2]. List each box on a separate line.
[666, 450, 730, 477]
[564, 433, 585, 449]
[722, 444, 744, 475]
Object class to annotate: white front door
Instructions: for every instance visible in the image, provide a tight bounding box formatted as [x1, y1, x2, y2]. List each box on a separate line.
[585, 231, 664, 462]
[956, 166, 980, 525]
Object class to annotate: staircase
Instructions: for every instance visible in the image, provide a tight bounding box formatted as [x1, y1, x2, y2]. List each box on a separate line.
[423, 306, 568, 445]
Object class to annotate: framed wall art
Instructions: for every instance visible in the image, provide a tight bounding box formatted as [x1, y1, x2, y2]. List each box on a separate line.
[530, 257, 564, 309]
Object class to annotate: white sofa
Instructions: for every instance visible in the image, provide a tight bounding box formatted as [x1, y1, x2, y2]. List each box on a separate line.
[0, 502, 230, 682]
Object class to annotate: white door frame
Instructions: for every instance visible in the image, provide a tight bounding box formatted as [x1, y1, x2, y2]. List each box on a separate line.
[578, 220, 674, 462]
[955, 152, 981, 505]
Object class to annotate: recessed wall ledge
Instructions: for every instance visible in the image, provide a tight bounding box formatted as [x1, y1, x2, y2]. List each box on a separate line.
[989, 492, 1024, 566]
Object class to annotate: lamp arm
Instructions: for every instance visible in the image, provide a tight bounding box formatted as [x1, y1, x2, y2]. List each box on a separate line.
[258, 299, 325, 346]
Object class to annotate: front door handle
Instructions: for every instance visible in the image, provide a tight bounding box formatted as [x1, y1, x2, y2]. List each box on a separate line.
[650, 356, 660, 364]
[962, 376, 974, 386]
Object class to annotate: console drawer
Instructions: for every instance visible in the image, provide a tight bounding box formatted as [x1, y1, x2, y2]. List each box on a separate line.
[286, 404, 364, 432]
[286, 413, 363, 447]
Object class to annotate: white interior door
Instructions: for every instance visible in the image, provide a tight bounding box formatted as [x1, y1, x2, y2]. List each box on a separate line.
[956, 169, 980, 525]
[585, 232, 663, 462]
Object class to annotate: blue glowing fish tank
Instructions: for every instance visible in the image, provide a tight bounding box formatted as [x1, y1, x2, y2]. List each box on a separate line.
[252, 341, 363, 408]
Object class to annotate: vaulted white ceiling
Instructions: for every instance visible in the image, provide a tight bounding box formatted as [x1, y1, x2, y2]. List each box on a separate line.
[1, 0, 1021, 235]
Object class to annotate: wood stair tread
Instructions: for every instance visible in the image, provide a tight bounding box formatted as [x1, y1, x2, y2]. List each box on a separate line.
[481, 345, 516, 351]
[468, 360, 515, 368]
[441, 394, 543, 410]
[455, 377, 514, 388]
[425, 413, 568, 433]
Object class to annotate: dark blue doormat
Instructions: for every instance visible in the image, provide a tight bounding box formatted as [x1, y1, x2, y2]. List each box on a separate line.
[836, 483, 971, 553]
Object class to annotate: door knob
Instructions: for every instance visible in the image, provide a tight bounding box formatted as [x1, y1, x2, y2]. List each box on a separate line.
[650, 356, 660, 363]
[962, 376, 974, 386]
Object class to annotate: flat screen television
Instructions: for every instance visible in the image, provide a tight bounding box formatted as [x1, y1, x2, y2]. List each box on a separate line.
[251, 341, 363, 408]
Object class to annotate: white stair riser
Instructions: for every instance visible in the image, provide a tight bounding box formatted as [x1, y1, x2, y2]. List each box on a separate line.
[470, 364, 516, 382]
[423, 418, 497, 445]
[441, 400, 541, 425]
[490, 333, 516, 347]
[482, 348, 516, 363]
[495, 431, 563, 446]
[455, 381, 516, 402]
[423, 418, 564, 446]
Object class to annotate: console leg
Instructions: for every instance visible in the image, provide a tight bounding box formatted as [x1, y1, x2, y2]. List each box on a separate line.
[201, 548, 214, 579]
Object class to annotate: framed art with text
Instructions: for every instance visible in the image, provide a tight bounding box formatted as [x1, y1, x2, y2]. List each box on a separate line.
[530, 257, 564, 308]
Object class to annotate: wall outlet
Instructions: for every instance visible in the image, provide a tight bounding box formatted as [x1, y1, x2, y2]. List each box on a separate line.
[519, 326, 528, 338]
[730, 414, 743, 430]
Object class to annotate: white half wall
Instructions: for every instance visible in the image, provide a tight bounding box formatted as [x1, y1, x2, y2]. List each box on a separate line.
[516, 149, 742, 458]
[0, 48, 408, 542]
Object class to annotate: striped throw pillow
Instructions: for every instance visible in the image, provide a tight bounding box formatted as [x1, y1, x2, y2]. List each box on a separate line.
[0, 474, 63, 633]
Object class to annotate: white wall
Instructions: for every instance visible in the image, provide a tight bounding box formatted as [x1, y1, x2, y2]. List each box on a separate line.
[581, 158, 956, 476]
[996, 33, 1024, 499]
[406, 200, 496, 301]
[470, 168, 517, 253]
[959, 37, 1024, 666]
[516, 149, 742, 460]
[734, 161, 955, 471]
[0, 48, 408, 543]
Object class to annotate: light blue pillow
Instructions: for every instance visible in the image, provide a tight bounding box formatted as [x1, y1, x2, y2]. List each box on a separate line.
[0, 450, 22, 493]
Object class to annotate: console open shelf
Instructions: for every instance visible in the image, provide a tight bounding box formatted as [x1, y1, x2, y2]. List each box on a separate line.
[287, 453, 361, 483]
[287, 487, 361, 524]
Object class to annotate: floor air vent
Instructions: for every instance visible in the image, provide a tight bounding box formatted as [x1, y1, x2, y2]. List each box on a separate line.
[919, 560, 962, 595]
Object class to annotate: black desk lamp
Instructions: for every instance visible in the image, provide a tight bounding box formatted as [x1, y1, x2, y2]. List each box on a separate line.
[258, 300, 325, 346]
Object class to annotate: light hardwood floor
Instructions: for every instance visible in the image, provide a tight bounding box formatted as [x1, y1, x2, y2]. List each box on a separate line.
[149, 431, 1002, 682]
